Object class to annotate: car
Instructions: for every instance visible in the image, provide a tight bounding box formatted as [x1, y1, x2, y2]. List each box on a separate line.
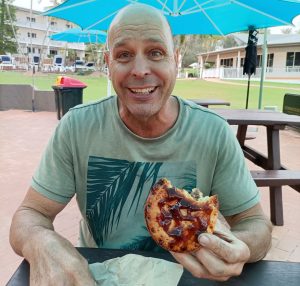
[0, 55, 14, 70]
[71, 60, 96, 72]
[72, 60, 85, 72]
[0, 55, 12, 65]
[85, 62, 96, 69]
[53, 55, 64, 67]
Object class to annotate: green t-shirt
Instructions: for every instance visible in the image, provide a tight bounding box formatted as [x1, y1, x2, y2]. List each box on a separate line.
[32, 96, 259, 250]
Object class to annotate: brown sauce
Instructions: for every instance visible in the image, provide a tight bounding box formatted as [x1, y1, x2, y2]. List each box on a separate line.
[157, 187, 213, 246]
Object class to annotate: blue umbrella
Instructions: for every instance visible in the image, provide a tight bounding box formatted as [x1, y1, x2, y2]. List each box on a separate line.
[44, 0, 300, 104]
[44, 0, 300, 36]
[49, 27, 107, 43]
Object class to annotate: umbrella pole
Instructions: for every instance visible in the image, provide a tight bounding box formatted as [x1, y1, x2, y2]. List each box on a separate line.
[258, 28, 268, 109]
[30, 0, 35, 112]
[245, 75, 251, 109]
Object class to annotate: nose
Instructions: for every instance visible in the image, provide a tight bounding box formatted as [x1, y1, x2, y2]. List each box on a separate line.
[131, 54, 151, 78]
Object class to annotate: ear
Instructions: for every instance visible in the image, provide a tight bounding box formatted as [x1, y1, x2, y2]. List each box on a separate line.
[174, 48, 180, 69]
[104, 51, 111, 80]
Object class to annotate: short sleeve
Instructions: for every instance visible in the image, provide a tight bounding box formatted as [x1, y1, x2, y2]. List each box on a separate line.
[31, 114, 75, 204]
[211, 123, 260, 216]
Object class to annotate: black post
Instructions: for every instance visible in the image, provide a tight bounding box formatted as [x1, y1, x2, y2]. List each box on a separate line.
[245, 75, 251, 109]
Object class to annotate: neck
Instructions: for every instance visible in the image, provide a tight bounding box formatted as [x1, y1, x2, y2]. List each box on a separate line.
[120, 96, 179, 138]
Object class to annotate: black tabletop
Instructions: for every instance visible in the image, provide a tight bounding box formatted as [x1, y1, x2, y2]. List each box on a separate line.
[189, 99, 231, 106]
[6, 248, 300, 286]
[213, 109, 300, 126]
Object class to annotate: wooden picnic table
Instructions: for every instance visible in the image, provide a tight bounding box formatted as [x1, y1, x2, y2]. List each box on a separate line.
[213, 108, 300, 226]
[7, 248, 300, 286]
[189, 98, 231, 108]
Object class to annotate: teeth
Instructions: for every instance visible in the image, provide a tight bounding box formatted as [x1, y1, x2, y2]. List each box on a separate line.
[130, 87, 155, 94]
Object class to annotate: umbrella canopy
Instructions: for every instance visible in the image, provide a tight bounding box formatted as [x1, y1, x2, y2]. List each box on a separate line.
[44, 0, 300, 35]
[243, 29, 258, 77]
[49, 27, 107, 43]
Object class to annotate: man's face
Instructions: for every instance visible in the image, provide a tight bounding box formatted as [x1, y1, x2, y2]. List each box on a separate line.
[106, 14, 178, 120]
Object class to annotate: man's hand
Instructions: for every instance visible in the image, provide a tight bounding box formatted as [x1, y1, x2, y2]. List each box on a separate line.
[26, 229, 95, 286]
[171, 220, 250, 281]
[10, 187, 96, 285]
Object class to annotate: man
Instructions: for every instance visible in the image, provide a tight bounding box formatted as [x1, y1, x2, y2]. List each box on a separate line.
[10, 4, 272, 285]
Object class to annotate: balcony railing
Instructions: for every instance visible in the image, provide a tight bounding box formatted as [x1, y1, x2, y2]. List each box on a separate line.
[16, 21, 66, 33]
[201, 67, 300, 79]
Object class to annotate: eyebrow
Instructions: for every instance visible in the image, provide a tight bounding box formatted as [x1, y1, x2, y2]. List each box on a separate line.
[112, 37, 168, 50]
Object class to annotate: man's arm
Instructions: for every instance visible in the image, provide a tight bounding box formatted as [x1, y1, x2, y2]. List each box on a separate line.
[171, 203, 272, 281]
[226, 203, 273, 262]
[10, 187, 95, 285]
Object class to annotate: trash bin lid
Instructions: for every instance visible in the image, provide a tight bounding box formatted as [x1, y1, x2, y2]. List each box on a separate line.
[55, 76, 87, 88]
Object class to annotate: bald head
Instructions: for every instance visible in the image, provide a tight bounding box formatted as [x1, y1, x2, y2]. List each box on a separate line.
[107, 4, 174, 50]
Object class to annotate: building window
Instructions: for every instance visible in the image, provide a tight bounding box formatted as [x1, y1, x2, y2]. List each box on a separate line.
[27, 33, 37, 38]
[256, 54, 274, 67]
[50, 21, 57, 26]
[50, 50, 58, 55]
[286, 52, 300, 67]
[257, 55, 262, 67]
[295, 53, 300, 66]
[28, 47, 36, 53]
[267, 53, 274, 67]
[220, 58, 233, 67]
[26, 17, 36, 22]
[240, 58, 245, 67]
[286, 52, 300, 66]
[66, 24, 72, 28]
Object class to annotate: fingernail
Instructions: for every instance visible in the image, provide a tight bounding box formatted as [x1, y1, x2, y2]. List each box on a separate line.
[199, 235, 209, 246]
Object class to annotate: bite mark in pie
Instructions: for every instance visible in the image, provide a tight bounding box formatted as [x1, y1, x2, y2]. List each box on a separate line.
[144, 178, 219, 253]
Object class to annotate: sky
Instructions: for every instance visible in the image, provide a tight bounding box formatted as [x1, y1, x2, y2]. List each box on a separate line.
[13, 0, 54, 11]
[12, 0, 300, 34]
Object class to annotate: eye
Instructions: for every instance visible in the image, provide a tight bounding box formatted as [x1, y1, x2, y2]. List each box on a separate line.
[149, 49, 164, 60]
[116, 51, 132, 62]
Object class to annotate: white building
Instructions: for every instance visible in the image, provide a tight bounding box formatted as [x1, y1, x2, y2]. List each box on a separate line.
[198, 34, 300, 80]
[12, 5, 85, 68]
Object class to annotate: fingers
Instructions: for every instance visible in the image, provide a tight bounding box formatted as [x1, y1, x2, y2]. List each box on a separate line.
[171, 221, 251, 282]
[194, 248, 243, 278]
[198, 232, 250, 263]
[171, 251, 231, 281]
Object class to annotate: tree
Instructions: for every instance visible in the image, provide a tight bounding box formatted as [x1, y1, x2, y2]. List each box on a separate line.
[0, 0, 17, 54]
[85, 43, 105, 65]
[219, 35, 239, 49]
[281, 27, 293, 34]
[43, 0, 64, 11]
[174, 35, 222, 69]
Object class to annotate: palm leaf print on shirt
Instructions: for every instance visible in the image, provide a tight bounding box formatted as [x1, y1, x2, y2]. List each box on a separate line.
[86, 156, 163, 246]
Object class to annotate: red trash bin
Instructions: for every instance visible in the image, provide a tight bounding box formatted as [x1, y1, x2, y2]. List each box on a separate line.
[52, 76, 87, 120]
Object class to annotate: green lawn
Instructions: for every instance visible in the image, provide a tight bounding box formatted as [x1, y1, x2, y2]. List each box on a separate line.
[1, 71, 299, 110]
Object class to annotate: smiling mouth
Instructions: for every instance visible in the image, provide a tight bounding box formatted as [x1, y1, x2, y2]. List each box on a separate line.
[128, 87, 157, 95]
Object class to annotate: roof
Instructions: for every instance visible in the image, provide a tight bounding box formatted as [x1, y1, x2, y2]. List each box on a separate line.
[199, 33, 300, 56]
[234, 33, 300, 46]
[14, 5, 41, 15]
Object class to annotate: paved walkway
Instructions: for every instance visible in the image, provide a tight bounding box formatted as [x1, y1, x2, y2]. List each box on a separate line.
[1, 109, 299, 284]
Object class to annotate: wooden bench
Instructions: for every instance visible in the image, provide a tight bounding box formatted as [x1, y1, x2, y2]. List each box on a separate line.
[251, 170, 300, 189]
[251, 170, 300, 226]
